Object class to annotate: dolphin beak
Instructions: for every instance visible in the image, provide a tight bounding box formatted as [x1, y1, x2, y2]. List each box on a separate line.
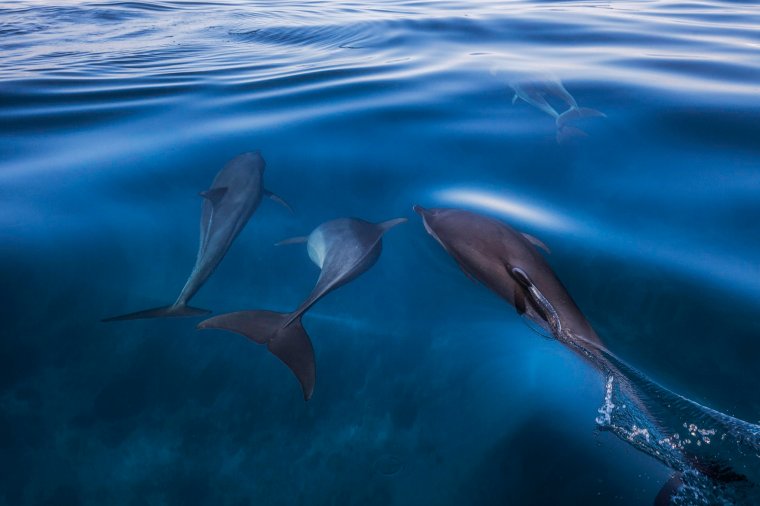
[413, 204, 427, 216]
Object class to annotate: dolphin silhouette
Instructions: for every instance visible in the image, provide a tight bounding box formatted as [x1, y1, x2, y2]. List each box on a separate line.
[103, 151, 291, 322]
[414, 205, 760, 504]
[509, 76, 605, 143]
[197, 216, 407, 400]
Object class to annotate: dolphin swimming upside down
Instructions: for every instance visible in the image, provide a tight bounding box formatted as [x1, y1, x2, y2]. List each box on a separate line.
[197, 216, 407, 400]
[103, 151, 291, 322]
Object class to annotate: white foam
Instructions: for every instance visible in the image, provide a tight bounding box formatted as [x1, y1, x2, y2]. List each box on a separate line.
[595, 375, 615, 426]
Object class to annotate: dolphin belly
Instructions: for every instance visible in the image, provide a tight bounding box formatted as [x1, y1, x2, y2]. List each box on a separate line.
[307, 228, 327, 268]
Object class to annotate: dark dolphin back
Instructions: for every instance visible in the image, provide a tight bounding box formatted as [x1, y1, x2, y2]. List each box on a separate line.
[420, 207, 760, 500]
[421, 208, 600, 345]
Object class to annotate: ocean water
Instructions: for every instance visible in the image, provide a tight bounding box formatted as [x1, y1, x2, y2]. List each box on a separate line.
[2, 0, 760, 504]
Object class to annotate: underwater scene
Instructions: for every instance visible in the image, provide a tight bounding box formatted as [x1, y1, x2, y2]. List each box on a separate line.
[1, 0, 760, 504]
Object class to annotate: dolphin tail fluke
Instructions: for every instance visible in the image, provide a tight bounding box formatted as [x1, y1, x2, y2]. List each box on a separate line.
[197, 310, 316, 401]
[102, 304, 210, 322]
[556, 125, 588, 144]
[556, 106, 606, 128]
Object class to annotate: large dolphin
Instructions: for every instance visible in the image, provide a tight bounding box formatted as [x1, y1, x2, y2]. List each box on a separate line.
[414, 205, 760, 504]
[509, 76, 605, 143]
[103, 151, 290, 322]
[197, 216, 407, 400]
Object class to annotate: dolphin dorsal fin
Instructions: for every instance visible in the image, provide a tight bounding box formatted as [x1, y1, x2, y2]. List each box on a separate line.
[522, 232, 550, 254]
[264, 189, 293, 213]
[275, 236, 308, 246]
[199, 187, 228, 205]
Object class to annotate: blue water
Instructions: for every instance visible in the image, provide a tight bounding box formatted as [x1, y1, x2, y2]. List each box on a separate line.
[2, 0, 760, 504]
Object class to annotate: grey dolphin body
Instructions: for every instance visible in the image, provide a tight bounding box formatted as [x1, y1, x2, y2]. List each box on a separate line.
[414, 205, 600, 346]
[415, 206, 760, 504]
[197, 217, 406, 400]
[509, 77, 605, 142]
[104, 151, 290, 322]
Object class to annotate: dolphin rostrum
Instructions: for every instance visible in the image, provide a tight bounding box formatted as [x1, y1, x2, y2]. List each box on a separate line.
[414, 205, 760, 504]
[197, 216, 407, 400]
[103, 151, 291, 322]
[509, 76, 605, 143]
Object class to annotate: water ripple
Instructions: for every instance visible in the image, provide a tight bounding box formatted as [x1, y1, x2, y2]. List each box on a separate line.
[1, 0, 758, 96]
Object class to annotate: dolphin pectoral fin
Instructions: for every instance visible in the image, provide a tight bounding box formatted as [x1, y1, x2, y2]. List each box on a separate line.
[102, 304, 210, 322]
[509, 266, 562, 334]
[654, 473, 683, 506]
[197, 310, 316, 401]
[275, 235, 308, 246]
[514, 287, 527, 315]
[521, 233, 551, 254]
[512, 93, 519, 104]
[377, 217, 407, 232]
[199, 187, 228, 205]
[509, 266, 532, 289]
[264, 189, 293, 213]
[510, 273, 553, 337]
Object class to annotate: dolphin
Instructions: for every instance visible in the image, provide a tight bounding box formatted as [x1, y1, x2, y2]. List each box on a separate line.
[414, 205, 760, 504]
[414, 205, 600, 346]
[103, 151, 291, 322]
[197, 216, 407, 400]
[509, 76, 605, 143]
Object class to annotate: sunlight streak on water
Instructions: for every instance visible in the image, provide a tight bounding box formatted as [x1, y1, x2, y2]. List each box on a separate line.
[433, 187, 760, 297]
[434, 187, 580, 232]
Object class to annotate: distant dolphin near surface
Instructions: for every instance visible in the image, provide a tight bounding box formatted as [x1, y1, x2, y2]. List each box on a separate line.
[103, 151, 291, 322]
[414, 205, 760, 505]
[198, 216, 407, 400]
[509, 76, 605, 143]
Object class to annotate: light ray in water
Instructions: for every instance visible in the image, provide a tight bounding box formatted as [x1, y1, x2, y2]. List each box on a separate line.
[304, 310, 377, 332]
[434, 187, 760, 296]
[434, 188, 582, 232]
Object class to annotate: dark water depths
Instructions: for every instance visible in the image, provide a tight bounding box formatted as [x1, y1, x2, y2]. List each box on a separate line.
[2, 0, 760, 504]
